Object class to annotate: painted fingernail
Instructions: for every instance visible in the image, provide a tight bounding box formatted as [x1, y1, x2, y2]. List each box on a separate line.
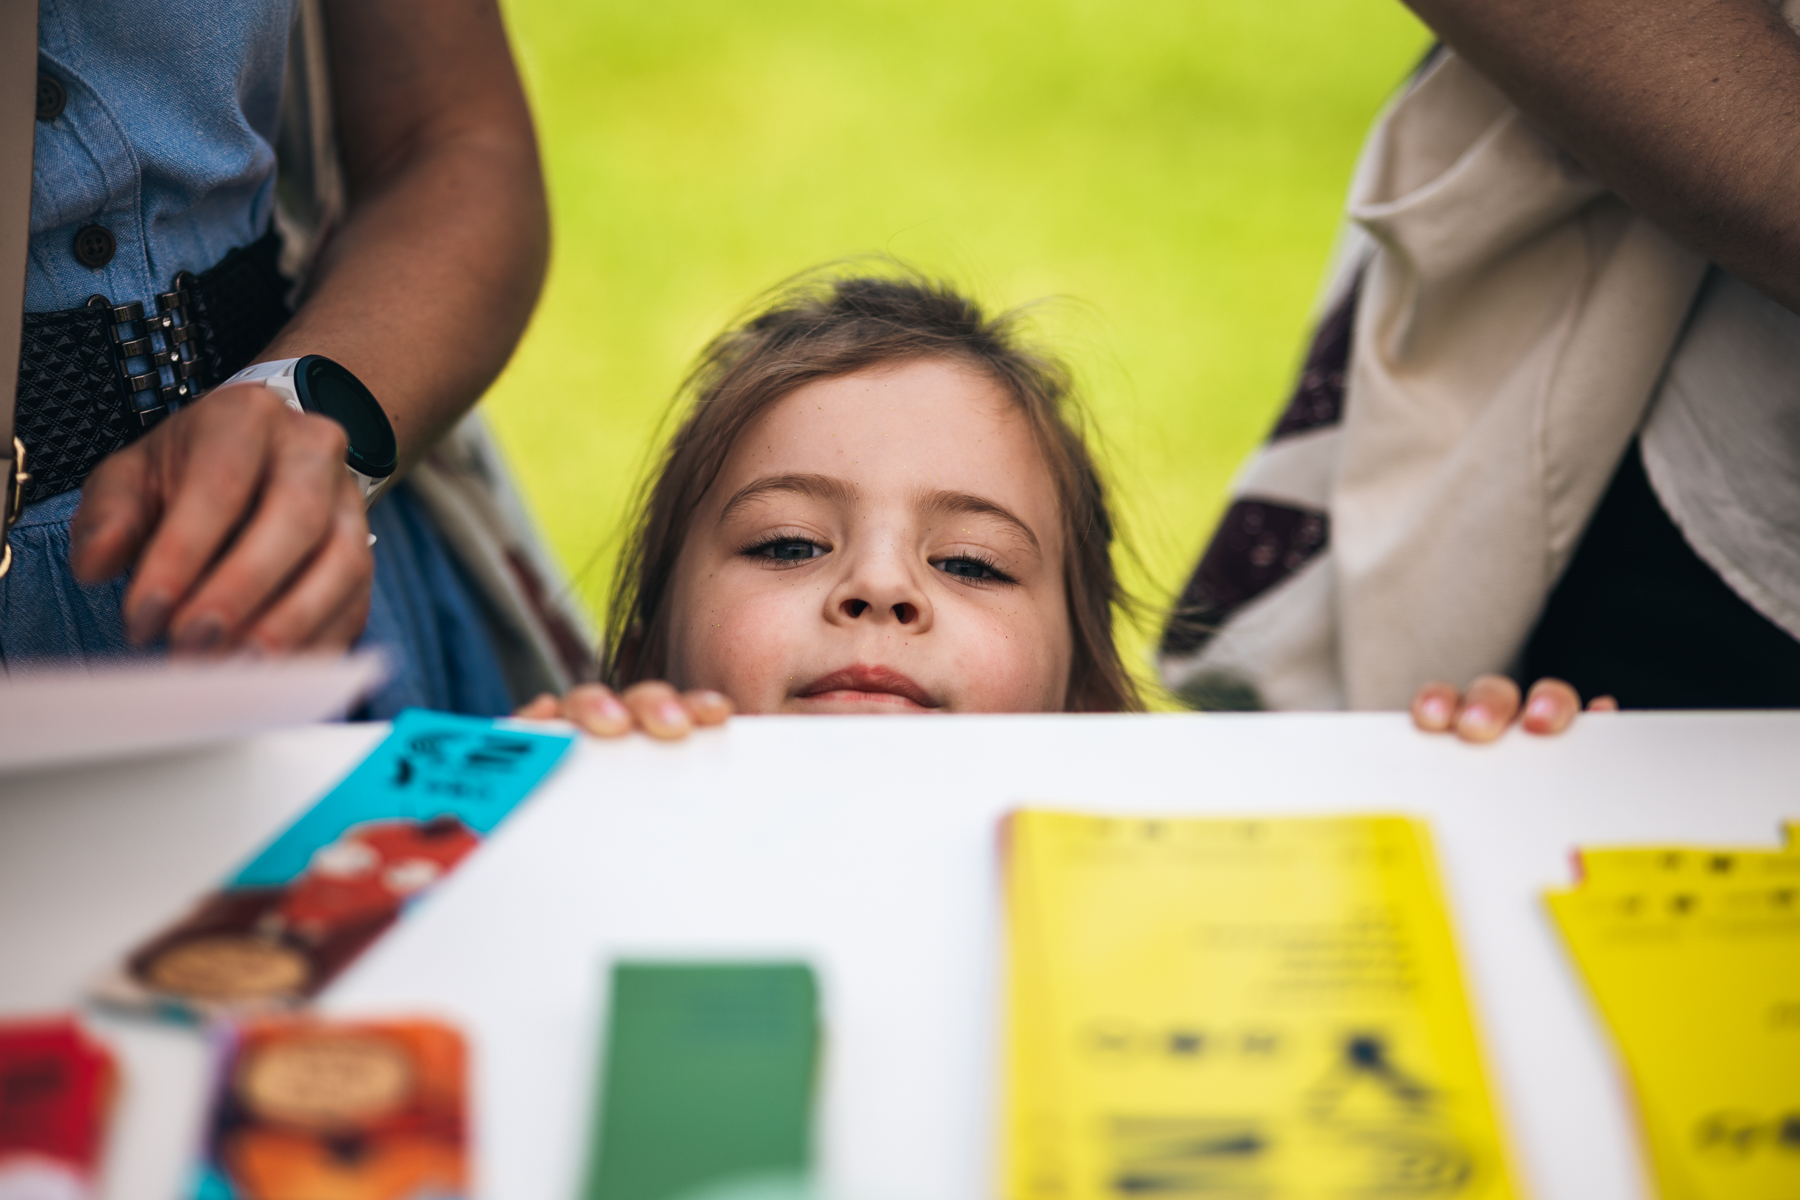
[172, 615, 225, 654]
[1526, 695, 1556, 721]
[126, 595, 172, 644]
[1421, 695, 1451, 725]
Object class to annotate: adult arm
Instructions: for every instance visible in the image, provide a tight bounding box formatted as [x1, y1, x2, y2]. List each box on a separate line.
[69, 0, 548, 654]
[1403, 0, 1800, 313]
[267, 0, 549, 471]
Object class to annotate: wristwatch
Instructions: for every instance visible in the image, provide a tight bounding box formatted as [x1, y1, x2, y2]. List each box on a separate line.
[218, 356, 398, 503]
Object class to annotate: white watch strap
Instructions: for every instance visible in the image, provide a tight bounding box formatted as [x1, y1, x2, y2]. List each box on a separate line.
[219, 359, 298, 389]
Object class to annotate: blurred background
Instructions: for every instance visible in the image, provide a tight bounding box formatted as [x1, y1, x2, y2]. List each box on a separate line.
[482, 0, 1430, 700]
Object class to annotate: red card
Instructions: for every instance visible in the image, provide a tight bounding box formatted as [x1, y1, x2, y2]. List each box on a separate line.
[0, 1016, 116, 1197]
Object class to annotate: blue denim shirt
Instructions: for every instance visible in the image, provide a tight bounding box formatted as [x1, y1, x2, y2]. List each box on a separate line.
[29, 0, 290, 312]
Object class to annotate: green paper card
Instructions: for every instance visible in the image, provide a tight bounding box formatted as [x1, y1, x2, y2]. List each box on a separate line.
[585, 962, 820, 1200]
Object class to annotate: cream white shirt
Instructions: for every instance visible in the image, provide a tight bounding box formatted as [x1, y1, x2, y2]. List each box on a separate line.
[1642, 268, 1800, 643]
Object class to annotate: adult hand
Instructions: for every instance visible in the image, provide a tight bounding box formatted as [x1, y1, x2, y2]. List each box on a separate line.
[68, 383, 373, 655]
[515, 682, 733, 740]
[1411, 674, 1618, 742]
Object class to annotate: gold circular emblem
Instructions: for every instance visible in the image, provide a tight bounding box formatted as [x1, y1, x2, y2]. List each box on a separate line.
[237, 1034, 415, 1128]
[144, 936, 311, 1000]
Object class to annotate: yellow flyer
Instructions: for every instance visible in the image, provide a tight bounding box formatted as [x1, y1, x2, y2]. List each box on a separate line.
[1002, 812, 1518, 1200]
[1572, 828, 1800, 892]
[1004, 814, 1074, 1200]
[1548, 829, 1800, 1200]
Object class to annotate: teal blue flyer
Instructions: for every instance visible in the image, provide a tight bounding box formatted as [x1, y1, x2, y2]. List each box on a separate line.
[98, 709, 575, 1014]
[232, 708, 575, 888]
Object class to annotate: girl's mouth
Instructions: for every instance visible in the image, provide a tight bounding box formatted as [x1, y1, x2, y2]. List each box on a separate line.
[793, 665, 939, 711]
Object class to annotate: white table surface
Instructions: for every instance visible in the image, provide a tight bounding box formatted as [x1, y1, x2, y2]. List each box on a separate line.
[2, 711, 1796, 1200]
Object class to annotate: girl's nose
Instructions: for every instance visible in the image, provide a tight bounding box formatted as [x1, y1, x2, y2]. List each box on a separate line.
[841, 597, 918, 624]
[827, 549, 934, 632]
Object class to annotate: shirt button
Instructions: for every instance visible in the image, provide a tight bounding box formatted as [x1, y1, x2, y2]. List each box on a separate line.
[73, 224, 116, 269]
[36, 75, 66, 121]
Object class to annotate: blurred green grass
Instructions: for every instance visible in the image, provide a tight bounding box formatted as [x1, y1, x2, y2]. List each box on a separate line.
[485, 0, 1428, 700]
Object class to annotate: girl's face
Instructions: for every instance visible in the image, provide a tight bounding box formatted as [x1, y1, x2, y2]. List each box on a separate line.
[664, 357, 1074, 713]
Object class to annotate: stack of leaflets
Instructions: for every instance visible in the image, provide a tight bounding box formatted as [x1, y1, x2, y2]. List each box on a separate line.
[1547, 824, 1800, 1200]
[1001, 810, 1517, 1200]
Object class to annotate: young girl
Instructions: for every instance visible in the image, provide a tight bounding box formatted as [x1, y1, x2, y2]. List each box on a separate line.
[517, 270, 1142, 737]
[519, 269, 1602, 742]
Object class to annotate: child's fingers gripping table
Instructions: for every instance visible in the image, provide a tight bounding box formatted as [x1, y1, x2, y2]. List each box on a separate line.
[515, 682, 733, 741]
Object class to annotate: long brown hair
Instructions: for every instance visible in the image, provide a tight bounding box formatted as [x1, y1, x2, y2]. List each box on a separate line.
[606, 268, 1143, 712]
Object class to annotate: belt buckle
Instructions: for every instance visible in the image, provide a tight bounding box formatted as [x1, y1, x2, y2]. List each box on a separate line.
[0, 437, 30, 580]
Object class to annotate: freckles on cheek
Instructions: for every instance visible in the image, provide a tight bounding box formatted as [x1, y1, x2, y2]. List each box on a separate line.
[681, 593, 806, 710]
[953, 609, 1069, 712]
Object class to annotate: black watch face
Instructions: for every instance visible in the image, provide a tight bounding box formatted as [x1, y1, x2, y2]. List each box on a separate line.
[294, 357, 398, 479]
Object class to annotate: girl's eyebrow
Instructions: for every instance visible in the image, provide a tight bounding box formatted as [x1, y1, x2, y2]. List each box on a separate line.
[921, 489, 1040, 553]
[718, 473, 858, 523]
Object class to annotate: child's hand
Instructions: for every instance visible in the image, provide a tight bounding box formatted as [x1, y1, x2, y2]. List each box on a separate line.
[1410, 675, 1618, 743]
[515, 682, 733, 740]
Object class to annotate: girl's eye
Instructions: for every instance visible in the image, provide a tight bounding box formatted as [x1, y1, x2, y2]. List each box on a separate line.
[748, 537, 826, 562]
[936, 555, 1014, 584]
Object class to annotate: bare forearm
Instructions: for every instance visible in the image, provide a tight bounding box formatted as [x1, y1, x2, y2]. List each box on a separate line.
[261, 131, 547, 471]
[262, 0, 548, 473]
[1405, 0, 1800, 310]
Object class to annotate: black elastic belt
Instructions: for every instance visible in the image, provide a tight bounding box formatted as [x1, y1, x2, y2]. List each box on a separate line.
[14, 228, 291, 504]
